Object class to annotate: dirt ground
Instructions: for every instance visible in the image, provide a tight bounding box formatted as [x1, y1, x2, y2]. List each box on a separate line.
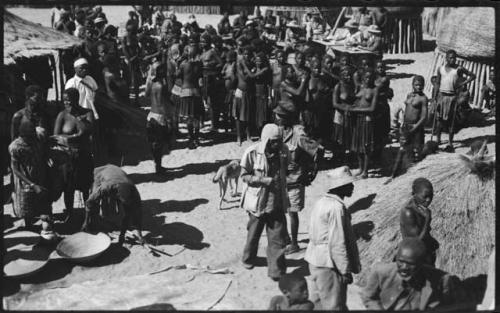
[3, 6, 496, 310]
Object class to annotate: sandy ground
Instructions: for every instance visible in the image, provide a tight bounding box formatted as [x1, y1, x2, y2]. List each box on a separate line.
[3, 6, 496, 310]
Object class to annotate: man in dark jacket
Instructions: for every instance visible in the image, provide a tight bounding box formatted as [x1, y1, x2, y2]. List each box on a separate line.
[361, 238, 469, 311]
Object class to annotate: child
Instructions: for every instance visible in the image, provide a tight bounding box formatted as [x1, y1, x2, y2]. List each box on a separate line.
[400, 178, 439, 266]
[221, 50, 237, 132]
[386, 75, 428, 183]
[478, 68, 495, 113]
[268, 273, 314, 310]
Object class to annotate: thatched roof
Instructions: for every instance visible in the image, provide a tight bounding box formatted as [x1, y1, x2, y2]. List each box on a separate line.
[352, 152, 495, 285]
[4, 10, 82, 65]
[436, 7, 495, 60]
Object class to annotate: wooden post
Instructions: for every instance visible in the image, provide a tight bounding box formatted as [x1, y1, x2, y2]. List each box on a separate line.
[327, 7, 346, 40]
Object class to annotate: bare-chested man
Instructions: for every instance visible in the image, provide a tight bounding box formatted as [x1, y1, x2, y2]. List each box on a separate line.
[178, 45, 204, 148]
[386, 75, 428, 182]
[270, 50, 287, 109]
[146, 62, 171, 174]
[11, 85, 49, 141]
[200, 34, 224, 132]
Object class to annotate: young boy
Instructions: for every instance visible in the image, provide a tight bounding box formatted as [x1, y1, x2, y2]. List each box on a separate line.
[400, 177, 439, 266]
[478, 68, 495, 113]
[145, 62, 171, 174]
[386, 76, 428, 182]
[268, 273, 314, 310]
[221, 50, 237, 132]
[434, 49, 475, 152]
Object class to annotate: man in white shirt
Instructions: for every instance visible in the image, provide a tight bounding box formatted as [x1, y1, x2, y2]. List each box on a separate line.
[65, 58, 99, 120]
[325, 19, 363, 46]
[304, 166, 361, 310]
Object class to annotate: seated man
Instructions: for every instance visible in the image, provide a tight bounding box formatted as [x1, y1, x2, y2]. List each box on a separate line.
[325, 19, 362, 46]
[361, 238, 471, 311]
[359, 25, 384, 58]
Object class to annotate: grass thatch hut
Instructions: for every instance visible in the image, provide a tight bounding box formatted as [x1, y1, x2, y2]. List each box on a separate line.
[351, 152, 495, 286]
[3, 9, 82, 104]
[421, 7, 453, 38]
[424, 7, 494, 107]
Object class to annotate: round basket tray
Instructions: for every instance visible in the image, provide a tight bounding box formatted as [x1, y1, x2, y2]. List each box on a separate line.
[56, 232, 111, 263]
[5, 231, 41, 251]
[4, 245, 52, 278]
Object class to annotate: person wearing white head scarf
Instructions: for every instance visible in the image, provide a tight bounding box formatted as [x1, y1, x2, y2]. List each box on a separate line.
[240, 123, 291, 281]
[65, 58, 99, 120]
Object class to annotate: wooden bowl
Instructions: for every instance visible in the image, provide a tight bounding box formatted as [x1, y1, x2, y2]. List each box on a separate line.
[56, 232, 111, 263]
[4, 245, 51, 278]
[4, 231, 41, 251]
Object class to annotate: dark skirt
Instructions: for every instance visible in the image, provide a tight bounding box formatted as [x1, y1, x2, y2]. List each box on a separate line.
[255, 84, 269, 128]
[179, 96, 204, 119]
[437, 92, 456, 121]
[351, 114, 374, 154]
[202, 74, 223, 104]
[171, 93, 181, 109]
[61, 146, 94, 192]
[232, 89, 254, 122]
[332, 111, 352, 148]
[374, 101, 391, 147]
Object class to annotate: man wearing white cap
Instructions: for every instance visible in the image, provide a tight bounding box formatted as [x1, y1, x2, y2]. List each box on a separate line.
[65, 58, 99, 120]
[240, 123, 290, 281]
[304, 166, 361, 310]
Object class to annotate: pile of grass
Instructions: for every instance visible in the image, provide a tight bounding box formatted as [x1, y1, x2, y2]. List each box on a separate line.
[353, 150, 495, 285]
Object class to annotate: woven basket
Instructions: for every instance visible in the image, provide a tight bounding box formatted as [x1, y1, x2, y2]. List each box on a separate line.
[437, 7, 495, 60]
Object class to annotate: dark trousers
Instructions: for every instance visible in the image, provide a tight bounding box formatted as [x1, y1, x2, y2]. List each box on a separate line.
[242, 209, 287, 278]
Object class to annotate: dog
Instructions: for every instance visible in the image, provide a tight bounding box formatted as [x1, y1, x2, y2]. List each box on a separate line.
[212, 160, 241, 210]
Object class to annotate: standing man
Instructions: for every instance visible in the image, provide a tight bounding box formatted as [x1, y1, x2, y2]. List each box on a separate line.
[273, 103, 322, 254]
[65, 58, 99, 121]
[434, 49, 475, 152]
[361, 238, 468, 311]
[145, 62, 171, 175]
[65, 58, 100, 159]
[240, 123, 290, 281]
[304, 166, 361, 310]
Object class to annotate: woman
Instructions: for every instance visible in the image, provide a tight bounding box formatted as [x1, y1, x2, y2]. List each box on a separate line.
[233, 46, 255, 145]
[348, 70, 379, 178]
[122, 21, 142, 106]
[332, 66, 356, 163]
[251, 52, 271, 134]
[9, 122, 50, 229]
[53, 88, 94, 220]
[279, 65, 310, 120]
[373, 61, 393, 160]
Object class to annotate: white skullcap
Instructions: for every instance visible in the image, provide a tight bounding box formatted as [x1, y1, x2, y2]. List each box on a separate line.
[74, 58, 88, 68]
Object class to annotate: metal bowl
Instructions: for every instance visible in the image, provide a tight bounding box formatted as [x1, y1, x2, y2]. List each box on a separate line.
[56, 232, 111, 263]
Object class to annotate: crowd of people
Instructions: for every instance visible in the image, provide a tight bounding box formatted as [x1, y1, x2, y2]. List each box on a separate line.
[4, 5, 495, 311]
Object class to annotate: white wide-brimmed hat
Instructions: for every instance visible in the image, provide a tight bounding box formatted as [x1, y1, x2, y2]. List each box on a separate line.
[327, 166, 359, 190]
[286, 20, 301, 28]
[367, 24, 382, 34]
[344, 19, 359, 29]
